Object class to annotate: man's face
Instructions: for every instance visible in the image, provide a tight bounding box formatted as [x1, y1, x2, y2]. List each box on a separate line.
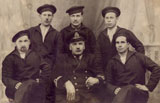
[104, 12, 118, 29]
[70, 12, 83, 26]
[69, 41, 85, 55]
[15, 35, 30, 53]
[115, 36, 129, 54]
[40, 11, 53, 26]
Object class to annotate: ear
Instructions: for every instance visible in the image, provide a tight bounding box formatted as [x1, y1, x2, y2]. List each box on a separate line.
[81, 16, 84, 21]
[83, 42, 85, 50]
[28, 39, 31, 45]
[116, 16, 119, 21]
[127, 42, 130, 47]
[13, 42, 16, 47]
[69, 44, 72, 51]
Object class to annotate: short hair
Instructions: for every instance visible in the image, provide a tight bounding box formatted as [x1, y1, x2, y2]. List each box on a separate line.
[112, 33, 129, 47]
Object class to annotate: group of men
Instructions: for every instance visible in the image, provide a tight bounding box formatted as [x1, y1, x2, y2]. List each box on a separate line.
[2, 3, 160, 103]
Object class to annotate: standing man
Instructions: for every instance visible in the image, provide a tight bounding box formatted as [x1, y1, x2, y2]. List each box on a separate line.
[58, 6, 96, 54]
[2, 30, 50, 103]
[52, 32, 104, 103]
[97, 7, 145, 71]
[28, 4, 59, 66]
[105, 33, 160, 103]
[28, 4, 59, 103]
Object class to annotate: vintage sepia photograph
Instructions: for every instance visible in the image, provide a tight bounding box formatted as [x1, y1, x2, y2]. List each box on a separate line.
[0, 0, 160, 103]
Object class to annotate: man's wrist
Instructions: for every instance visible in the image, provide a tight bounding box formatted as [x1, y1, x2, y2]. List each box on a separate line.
[15, 82, 22, 89]
[95, 77, 100, 84]
[114, 87, 121, 95]
[65, 80, 71, 87]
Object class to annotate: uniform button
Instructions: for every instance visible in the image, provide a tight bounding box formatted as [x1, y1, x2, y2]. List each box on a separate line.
[75, 83, 78, 85]
[74, 77, 77, 79]
[85, 70, 87, 73]
[76, 89, 79, 91]
[85, 76, 88, 79]
[73, 71, 75, 73]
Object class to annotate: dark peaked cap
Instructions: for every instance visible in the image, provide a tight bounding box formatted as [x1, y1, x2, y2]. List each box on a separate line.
[37, 4, 56, 14]
[102, 7, 121, 17]
[12, 30, 30, 42]
[68, 32, 85, 43]
[66, 6, 84, 15]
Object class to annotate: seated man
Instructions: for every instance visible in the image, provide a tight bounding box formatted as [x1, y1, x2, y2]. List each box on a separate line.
[52, 32, 104, 103]
[105, 33, 160, 103]
[2, 30, 50, 103]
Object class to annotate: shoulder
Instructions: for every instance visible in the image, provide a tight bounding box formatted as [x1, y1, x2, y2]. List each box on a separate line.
[50, 26, 60, 33]
[28, 25, 39, 31]
[60, 25, 70, 32]
[2, 51, 16, 64]
[81, 25, 94, 34]
[98, 28, 107, 37]
[84, 53, 95, 59]
[134, 52, 146, 60]
[118, 26, 133, 34]
[82, 25, 92, 30]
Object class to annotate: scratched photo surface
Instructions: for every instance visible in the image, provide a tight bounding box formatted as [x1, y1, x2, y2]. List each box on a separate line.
[0, 0, 160, 103]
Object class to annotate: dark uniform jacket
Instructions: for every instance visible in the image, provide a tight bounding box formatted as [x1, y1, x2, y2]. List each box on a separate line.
[2, 49, 50, 98]
[58, 24, 96, 54]
[52, 53, 103, 94]
[97, 26, 145, 71]
[28, 24, 59, 66]
[105, 51, 160, 94]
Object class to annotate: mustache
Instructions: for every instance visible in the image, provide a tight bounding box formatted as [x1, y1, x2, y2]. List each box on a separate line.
[45, 20, 49, 22]
[76, 49, 81, 52]
[20, 46, 27, 52]
[21, 46, 26, 49]
[73, 20, 79, 23]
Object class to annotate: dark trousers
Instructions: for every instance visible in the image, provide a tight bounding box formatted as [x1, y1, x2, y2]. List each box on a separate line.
[93, 83, 108, 103]
[14, 79, 45, 103]
[44, 78, 55, 103]
[112, 85, 149, 103]
[55, 91, 100, 103]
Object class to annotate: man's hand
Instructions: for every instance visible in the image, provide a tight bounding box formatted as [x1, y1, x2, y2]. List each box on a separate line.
[114, 87, 121, 95]
[135, 84, 149, 91]
[85, 77, 99, 88]
[65, 80, 75, 101]
[15, 82, 22, 90]
[36, 78, 40, 83]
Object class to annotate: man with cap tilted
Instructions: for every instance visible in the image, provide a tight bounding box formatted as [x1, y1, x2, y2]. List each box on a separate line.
[52, 32, 104, 103]
[105, 33, 160, 103]
[97, 7, 145, 72]
[28, 4, 59, 103]
[2, 30, 50, 103]
[58, 6, 96, 54]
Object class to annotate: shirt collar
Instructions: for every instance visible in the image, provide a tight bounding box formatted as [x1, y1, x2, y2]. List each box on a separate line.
[35, 24, 55, 33]
[113, 51, 136, 62]
[12, 48, 32, 58]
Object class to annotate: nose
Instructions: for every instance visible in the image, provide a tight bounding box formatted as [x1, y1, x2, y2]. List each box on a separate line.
[73, 16, 78, 20]
[21, 41, 25, 45]
[107, 18, 111, 22]
[46, 16, 49, 19]
[118, 43, 122, 47]
[76, 47, 80, 50]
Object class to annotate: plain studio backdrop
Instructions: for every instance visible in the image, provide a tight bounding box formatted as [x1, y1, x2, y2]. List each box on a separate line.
[0, 0, 160, 103]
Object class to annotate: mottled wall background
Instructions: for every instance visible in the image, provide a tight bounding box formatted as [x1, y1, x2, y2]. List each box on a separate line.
[0, 0, 160, 103]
